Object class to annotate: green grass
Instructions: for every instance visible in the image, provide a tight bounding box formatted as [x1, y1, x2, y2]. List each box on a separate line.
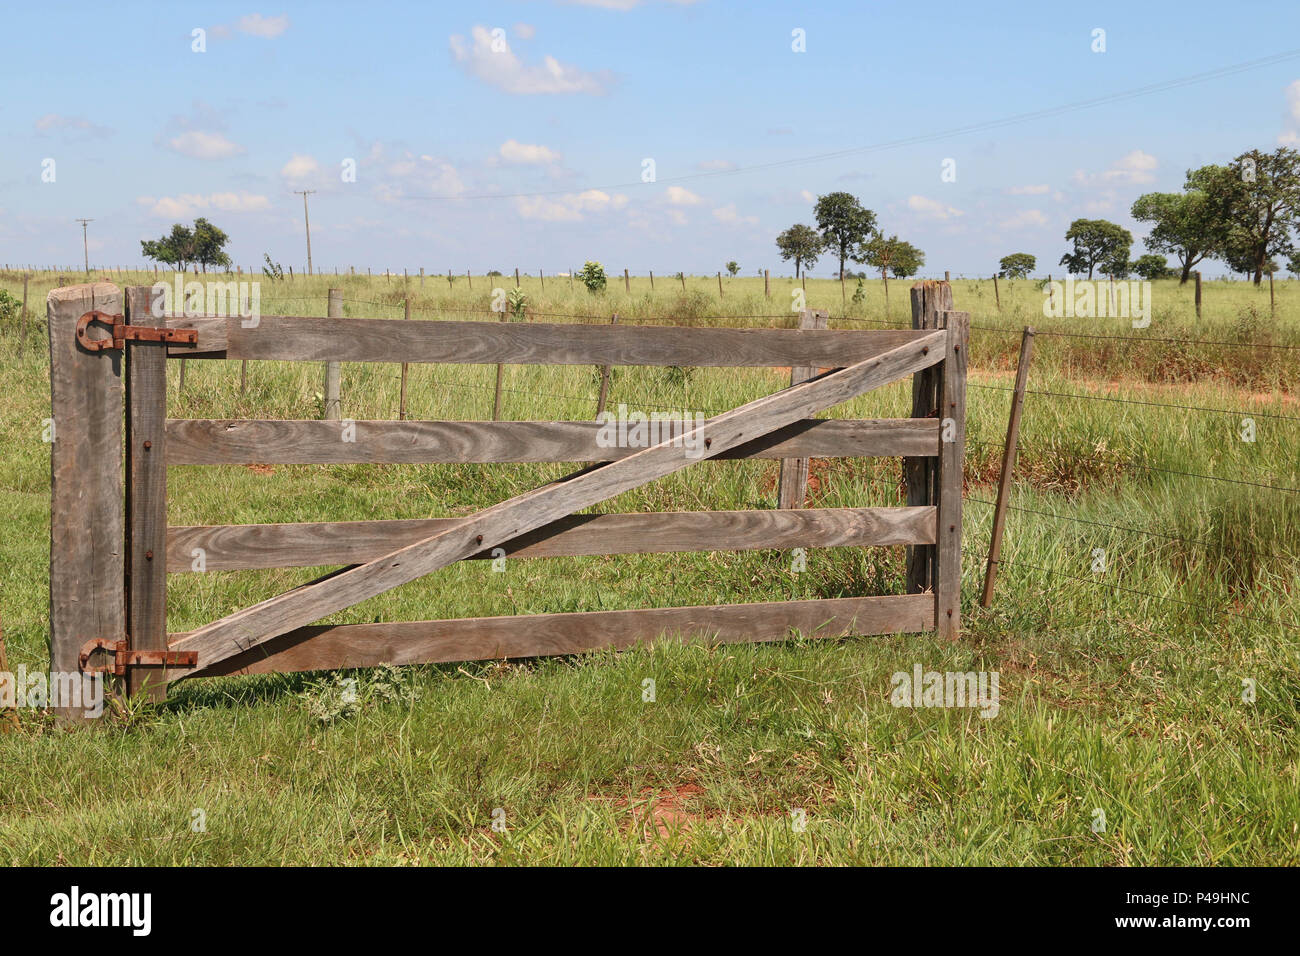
[0, 270, 1296, 865]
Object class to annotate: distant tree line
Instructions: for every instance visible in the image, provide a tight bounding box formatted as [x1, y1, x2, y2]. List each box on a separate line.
[775, 192, 924, 281]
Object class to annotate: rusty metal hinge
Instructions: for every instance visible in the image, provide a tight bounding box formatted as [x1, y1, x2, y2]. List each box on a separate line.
[76, 310, 199, 352]
[78, 638, 198, 677]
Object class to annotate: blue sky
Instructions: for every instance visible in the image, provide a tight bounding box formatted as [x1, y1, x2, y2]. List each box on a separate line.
[3, 0, 1299, 277]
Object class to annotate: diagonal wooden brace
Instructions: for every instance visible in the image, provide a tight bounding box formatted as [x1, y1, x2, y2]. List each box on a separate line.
[171, 331, 947, 670]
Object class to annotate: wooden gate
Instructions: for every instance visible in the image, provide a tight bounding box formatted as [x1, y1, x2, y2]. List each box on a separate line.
[47, 281, 966, 717]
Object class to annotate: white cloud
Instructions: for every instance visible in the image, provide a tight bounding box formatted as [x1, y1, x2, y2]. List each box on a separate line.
[376, 153, 465, 200]
[712, 203, 757, 226]
[34, 113, 110, 137]
[664, 185, 703, 205]
[499, 139, 562, 164]
[1076, 150, 1158, 187]
[514, 189, 628, 221]
[1000, 209, 1049, 229]
[167, 130, 244, 159]
[449, 25, 612, 94]
[138, 191, 270, 218]
[1279, 80, 1300, 144]
[237, 14, 290, 38]
[281, 154, 322, 180]
[907, 195, 963, 220]
[514, 22, 536, 39]
[1006, 184, 1049, 195]
[800, 189, 816, 203]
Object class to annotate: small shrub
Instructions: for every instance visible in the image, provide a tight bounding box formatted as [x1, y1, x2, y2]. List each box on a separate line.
[578, 261, 607, 294]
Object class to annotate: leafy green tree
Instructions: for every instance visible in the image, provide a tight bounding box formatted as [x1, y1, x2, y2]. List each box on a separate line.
[1059, 218, 1133, 279]
[1130, 188, 1224, 285]
[1287, 252, 1300, 277]
[577, 261, 607, 294]
[1132, 254, 1175, 280]
[775, 224, 822, 278]
[998, 253, 1036, 279]
[1197, 147, 1300, 285]
[813, 192, 877, 279]
[262, 253, 284, 282]
[192, 218, 232, 272]
[141, 223, 197, 272]
[725, 260, 739, 277]
[857, 235, 924, 279]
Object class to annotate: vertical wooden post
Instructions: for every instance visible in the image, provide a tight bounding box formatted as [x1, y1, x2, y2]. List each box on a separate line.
[840, 274, 846, 307]
[399, 298, 411, 420]
[993, 274, 1001, 311]
[515, 267, 521, 288]
[324, 289, 342, 420]
[624, 268, 631, 294]
[1047, 274, 1054, 311]
[649, 270, 655, 290]
[539, 269, 545, 290]
[765, 269, 770, 298]
[1194, 270, 1202, 321]
[47, 282, 124, 724]
[18, 274, 29, 348]
[935, 307, 968, 639]
[1269, 271, 1275, 316]
[595, 313, 620, 418]
[944, 270, 951, 282]
[492, 310, 508, 421]
[124, 287, 170, 700]
[467, 270, 472, 289]
[679, 272, 686, 292]
[777, 308, 828, 508]
[980, 327, 1035, 608]
[904, 280, 953, 595]
[717, 271, 723, 297]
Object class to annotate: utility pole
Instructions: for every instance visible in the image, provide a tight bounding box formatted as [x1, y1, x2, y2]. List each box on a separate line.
[294, 190, 316, 275]
[75, 218, 93, 274]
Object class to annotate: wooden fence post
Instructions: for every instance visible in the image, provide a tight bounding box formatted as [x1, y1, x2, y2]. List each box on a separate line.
[47, 282, 124, 724]
[19, 274, 29, 348]
[1194, 270, 1202, 320]
[993, 274, 1001, 312]
[935, 306, 968, 639]
[1270, 271, 1275, 316]
[980, 327, 1035, 608]
[765, 269, 770, 298]
[717, 271, 724, 297]
[680, 272, 686, 292]
[649, 270, 655, 290]
[492, 311, 508, 421]
[625, 268, 631, 294]
[324, 289, 342, 420]
[539, 269, 545, 290]
[777, 308, 828, 508]
[420, 267, 424, 288]
[399, 298, 411, 420]
[904, 280, 953, 595]
[124, 286, 170, 701]
[515, 267, 520, 287]
[467, 270, 472, 289]
[595, 313, 620, 418]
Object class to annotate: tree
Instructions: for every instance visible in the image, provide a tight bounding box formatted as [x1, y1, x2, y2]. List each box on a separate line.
[1198, 147, 1300, 285]
[141, 222, 197, 272]
[857, 235, 924, 279]
[577, 260, 607, 294]
[998, 253, 1036, 279]
[1059, 218, 1133, 279]
[1132, 254, 1175, 280]
[725, 261, 739, 277]
[1130, 188, 1224, 285]
[775, 223, 823, 278]
[813, 192, 877, 279]
[192, 218, 232, 273]
[1287, 251, 1300, 277]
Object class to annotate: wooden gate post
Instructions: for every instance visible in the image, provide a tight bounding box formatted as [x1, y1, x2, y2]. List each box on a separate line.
[47, 282, 124, 723]
[124, 286, 170, 700]
[934, 308, 968, 639]
[777, 308, 828, 508]
[904, 280, 953, 594]
[324, 289, 342, 420]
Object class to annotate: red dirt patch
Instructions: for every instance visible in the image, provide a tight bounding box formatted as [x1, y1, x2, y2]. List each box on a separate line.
[245, 463, 276, 475]
[592, 784, 708, 839]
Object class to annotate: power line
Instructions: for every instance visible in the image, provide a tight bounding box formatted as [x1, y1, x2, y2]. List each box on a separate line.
[398, 47, 1300, 202]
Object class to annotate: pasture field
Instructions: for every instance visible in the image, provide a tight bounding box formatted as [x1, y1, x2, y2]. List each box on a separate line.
[0, 269, 1296, 865]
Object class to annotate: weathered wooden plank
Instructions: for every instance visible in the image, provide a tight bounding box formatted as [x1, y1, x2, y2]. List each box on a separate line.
[185, 593, 936, 678]
[124, 288, 171, 699]
[778, 308, 829, 508]
[164, 417, 939, 465]
[935, 310, 969, 639]
[905, 280, 952, 594]
[165, 315, 931, 367]
[167, 506, 937, 573]
[47, 283, 124, 723]
[171, 331, 946, 669]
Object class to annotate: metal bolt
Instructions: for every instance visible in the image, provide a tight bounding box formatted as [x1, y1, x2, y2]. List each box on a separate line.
[475, 535, 483, 544]
[145, 550, 154, 560]
[143, 440, 152, 449]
